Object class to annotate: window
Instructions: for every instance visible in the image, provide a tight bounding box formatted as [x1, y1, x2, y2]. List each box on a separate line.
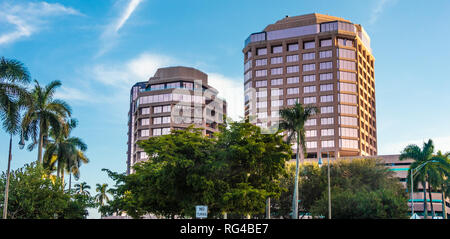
[320, 39, 332, 47]
[271, 78, 283, 85]
[303, 86, 316, 94]
[322, 140, 335, 148]
[271, 110, 280, 117]
[153, 106, 162, 114]
[303, 63, 315, 72]
[337, 49, 356, 59]
[141, 118, 150, 126]
[255, 80, 267, 87]
[306, 130, 317, 137]
[337, 60, 356, 71]
[256, 90, 267, 98]
[339, 116, 358, 126]
[288, 43, 299, 51]
[306, 141, 317, 149]
[244, 71, 252, 81]
[271, 67, 283, 75]
[166, 82, 180, 89]
[162, 105, 171, 113]
[338, 82, 357, 92]
[257, 101, 267, 108]
[152, 128, 161, 136]
[338, 105, 357, 115]
[287, 55, 299, 62]
[320, 73, 333, 81]
[320, 95, 333, 103]
[321, 106, 334, 114]
[320, 84, 333, 92]
[305, 119, 317, 126]
[287, 98, 299, 105]
[183, 82, 194, 89]
[338, 93, 357, 104]
[141, 107, 150, 115]
[304, 41, 315, 49]
[303, 52, 315, 61]
[319, 50, 332, 58]
[244, 60, 252, 72]
[338, 71, 356, 82]
[321, 117, 334, 125]
[246, 51, 252, 59]
[303, 96, 316, 104]
[321, 22, 338, 32]
[162, 128, 171, 135]
[271, 100, 283, 107]
[151, 84, 164, 90]
[320, 61, 332, 70]
[257, 48, 267, 55]
[255, 69, 267, 77]
[271, 57, 283, 64]
[257, 112, 267, 118]
[153, 117, 162, 125]
[271, 88, 283, 96]
[162, 116, 170, 124]
[141, 129, 150, 137]
[340, 127, 358, 137]
[286, 66, 299, 74]
[272, 45, 282, 53]
[256, 59, 267, 66]
[287, 87, 299, 95]
[303, 75, 316, 82]
[321, 129, 334, 137]
[340, 139, 358, 149]
[287, 77, 300, 84]
[337, 38, 353, 47]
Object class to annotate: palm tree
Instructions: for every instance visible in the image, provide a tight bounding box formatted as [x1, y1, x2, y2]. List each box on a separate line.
[95, 183, 110, 207]
[0, 57, 30, 219]
[279, 102, 318, 219]
[430, 151, 450, 218]
[399, 139, 450, 219]
[74, 182, 91, 196]
[21, 80, 72, 164]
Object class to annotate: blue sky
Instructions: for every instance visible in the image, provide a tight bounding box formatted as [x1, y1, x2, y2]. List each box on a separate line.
[0, 0, 449, 218]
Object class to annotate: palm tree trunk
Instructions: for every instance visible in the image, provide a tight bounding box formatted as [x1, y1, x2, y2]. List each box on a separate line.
[428, 182, 435, 218]
[292, 133, 300, 219]
[442, 185, 447, 219]
[68, 173, 72, 194]
[37, 130, 44, 164]
[423, 181, 428, 219]
[2, 134, 13, 219]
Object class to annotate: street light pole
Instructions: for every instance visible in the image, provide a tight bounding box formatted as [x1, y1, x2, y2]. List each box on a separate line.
[327, 151, 331, 219]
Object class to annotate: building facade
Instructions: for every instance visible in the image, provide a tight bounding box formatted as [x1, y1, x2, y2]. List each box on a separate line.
[127, 66, 227, 174]
[243, 13, 377, 159]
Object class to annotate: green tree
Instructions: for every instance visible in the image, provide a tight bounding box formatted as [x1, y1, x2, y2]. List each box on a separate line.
[0, 162, 70, 219]
[74, 182, 91, 196]
[95, 183, 110, 209]
[216, 121, 291, 218]
[278, 102, 318, 219]
[399, 139, 450, 218]
[306, 158, 409, 219]
[0, 57, 31, 219]
[21, 80, 72, 164]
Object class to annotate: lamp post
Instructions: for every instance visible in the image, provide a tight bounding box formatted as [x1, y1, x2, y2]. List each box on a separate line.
[410, 160, 438, 217]
[318, 151, 331, 219]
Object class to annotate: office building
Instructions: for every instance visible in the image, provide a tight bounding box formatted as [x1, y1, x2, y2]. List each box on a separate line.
[243, 13, 376, 159]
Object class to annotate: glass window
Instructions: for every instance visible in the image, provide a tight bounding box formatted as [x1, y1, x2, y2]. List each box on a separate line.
[287, 98, 300, 105]
[257, 101, 267, 108]
[322, 140, 335, 148]
[319, 50, 332, 58]
[320, 95, 333, 103]
[303, 63, 315, 72]
[337, 38, 353, 47]
[256, 90, 267, 98]
[320, 106, 334, 114]
[257, 48, 267, 55]
[320, 84, 333, 92]
[337, 71, 356, 82]
[141, 118, 150, 126]
[288, 43, 299, 51]
[303, 86, 316, 94]
[271, 100, 283, 107]
[320, 39, 332, 47]
[287, 77, 300, 84]
[306, 130, 317, 137]
[337, 49, 356, 59]
[141, 129, 150, 137]
[305, 119, 317, 126]
[338, 82, 357, 92]
[303, 75, 316, 82]
[271, 67, 283, 75]
[271, 88, 283, 96]
[339, 127, 358, 137]
[306, 141, 317, 149]
[287, 55, 299, 62]
[287, 87, 299, 95]
[338, 93, 357, 104]
[339, 116, 358, 126]
[271, 57, 283, 64]
[303, 96, 316, 104]
[320, 61, 332, 70]
[287, 66, 299, 74]
[255, 69, 267, 77]
[338, 105, 357, 115]
[256, 59, 267, 66]
[321, 129, 334, 136]
[340, 139, 359, 149]
[337, 60, 356, 71]
[255, 80, 267, 87]
[304, 41, 315, 49]
[152, 128, 161, 136]
[272, 45, 283, 53]
[321, 117, 334, 125]
[141, 107, 150, 115]
[303, 52, 315, 61]
[271, 78, 283, 85]
[320, 73, 333, 81]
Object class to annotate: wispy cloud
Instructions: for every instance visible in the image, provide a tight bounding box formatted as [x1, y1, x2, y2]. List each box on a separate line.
[0, 1, 82, 45]
[97, 0, 144, 56]
[369, 0, 397, 25]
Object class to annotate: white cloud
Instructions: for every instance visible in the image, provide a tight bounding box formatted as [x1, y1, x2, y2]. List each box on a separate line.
[0, 1, 81, 45]
[97, 0, 144, 56]
[207, 73, 244, 122]
[369, 0, 397, 25]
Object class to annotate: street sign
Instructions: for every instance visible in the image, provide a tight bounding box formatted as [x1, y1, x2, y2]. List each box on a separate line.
[196, 205, 208, 219]
[410, 213, 420, 219]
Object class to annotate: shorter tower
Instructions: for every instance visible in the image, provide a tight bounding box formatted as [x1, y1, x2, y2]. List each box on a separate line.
[127, 66, 227, 174]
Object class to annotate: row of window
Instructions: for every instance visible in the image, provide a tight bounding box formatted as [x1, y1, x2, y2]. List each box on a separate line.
[141, 82, 198, 92]
[252, 60, 355, 78]
[138, 93, 205, 105]
[140, 128, 172, 137]
[306, 128, 358, 138]
[254, 93, 356, 107]
[247, 70, 356, 86]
